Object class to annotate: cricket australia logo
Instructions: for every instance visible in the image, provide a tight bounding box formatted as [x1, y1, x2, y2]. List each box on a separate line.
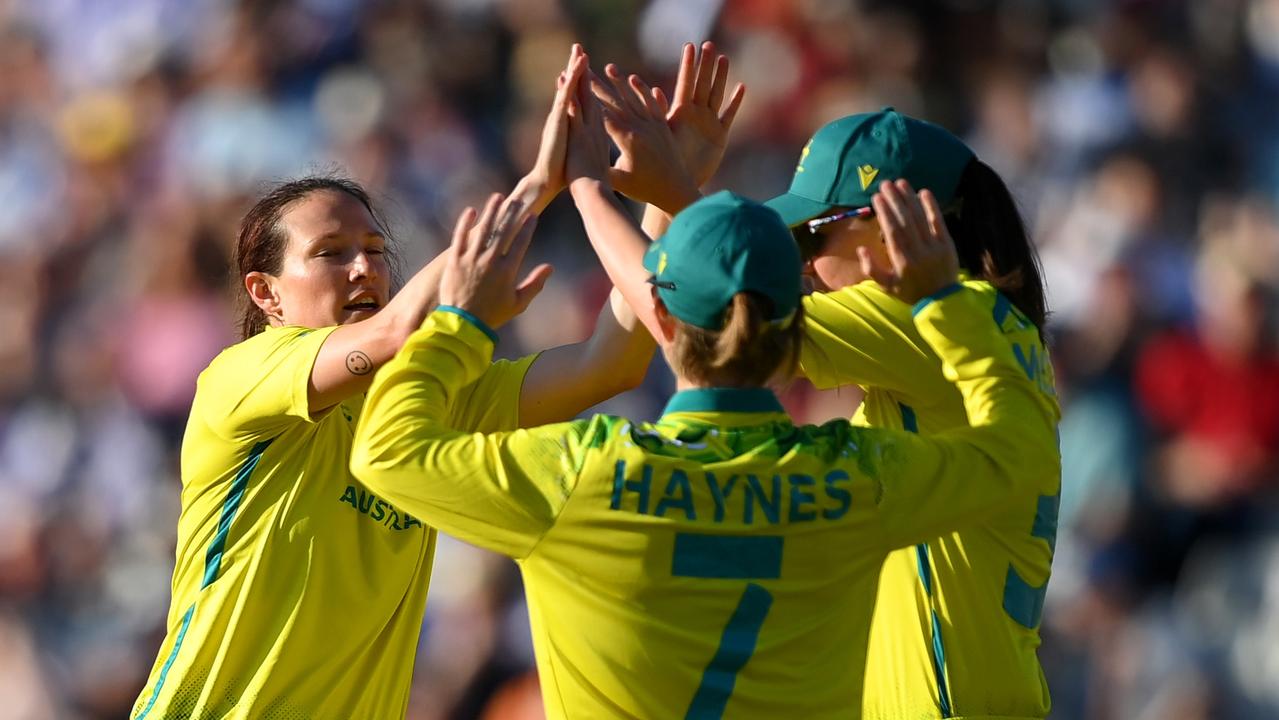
[857, 164, 879, 190]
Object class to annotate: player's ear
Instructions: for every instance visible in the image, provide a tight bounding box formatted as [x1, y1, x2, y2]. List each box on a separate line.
[651, 287, 678, 345]
[245, 272, 283, 323]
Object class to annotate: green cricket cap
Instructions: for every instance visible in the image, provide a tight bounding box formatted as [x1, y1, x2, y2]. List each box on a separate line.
[642, 190, 801, 331]
[764, 108, 975, 227]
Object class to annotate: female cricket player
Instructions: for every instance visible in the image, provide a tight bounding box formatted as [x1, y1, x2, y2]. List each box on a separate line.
[347, 74, 1060, 718]
[592, 51, 1061, 717]
[766, 111, 1059, 720]
[131, 47, 653, 720]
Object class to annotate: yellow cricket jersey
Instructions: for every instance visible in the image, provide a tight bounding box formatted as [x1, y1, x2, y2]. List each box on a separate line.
[350, 290, 1058, 720]
[132, 323, 534, 720]
[801, 277, 1062, 720]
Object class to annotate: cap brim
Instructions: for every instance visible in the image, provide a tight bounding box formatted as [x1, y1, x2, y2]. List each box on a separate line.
[763, 192, 835, 228]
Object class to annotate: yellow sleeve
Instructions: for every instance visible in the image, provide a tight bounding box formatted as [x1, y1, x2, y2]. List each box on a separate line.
[800, 283, 928, 392]
[445, 353, 537, 433]
[858, 285, 1060, 550]
[350, 308, 597, 559]
[197, 325, 338, 441]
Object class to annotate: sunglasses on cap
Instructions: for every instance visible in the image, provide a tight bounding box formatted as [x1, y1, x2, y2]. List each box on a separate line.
[793, 206, 875, 259]
[804, 206, 875, 233]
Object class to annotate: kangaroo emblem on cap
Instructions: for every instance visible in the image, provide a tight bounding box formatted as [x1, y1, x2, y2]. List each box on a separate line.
[858, 164, 879, 191]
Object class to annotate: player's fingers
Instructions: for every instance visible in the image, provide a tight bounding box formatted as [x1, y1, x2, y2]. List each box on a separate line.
[708, 54, 729, 110]
[877, 180, 922, 252]
[692, 41, 715, 104]
[450, 206, 478, 257]
[896, 180, 931, 247]
[589, 70, 626, 114]
[514, 263, 555, 313]
[872, 192, 912, 273]
[600, 106, 632, 142]
[472, 193, 505, 257]
[651, 86, 670, 117]
[919, 189, 950, 246]
[628, 74, 661, 119]
[493, 200, 529, 258]
[673, 42, 696, 106]
[583, 88, 608, 137]
[565, 42, 581, 71]
[561, 51, 588, 98]
[719, 83, 745, 127]
[498, 214, 536, 263]
[606, 64, 646, 118]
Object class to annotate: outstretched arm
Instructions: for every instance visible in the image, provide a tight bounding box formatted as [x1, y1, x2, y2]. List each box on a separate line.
[566, 70, 668, 342]
[305, 47, 589, 413]
[571, 42, 745, 340]
[351, 186, 584, 560]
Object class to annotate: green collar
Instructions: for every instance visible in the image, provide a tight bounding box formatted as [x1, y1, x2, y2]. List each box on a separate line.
[661, 387, 785, 416]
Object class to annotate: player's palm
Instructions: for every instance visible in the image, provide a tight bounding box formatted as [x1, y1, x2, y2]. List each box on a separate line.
[667, 41, 745, 188]
[440, 194, 552, 331]
[668, 101, 729, 188]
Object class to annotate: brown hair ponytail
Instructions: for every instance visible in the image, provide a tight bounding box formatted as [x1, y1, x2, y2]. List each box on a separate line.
[946, 159, 1048, 331]
[670, 292, 805, 387]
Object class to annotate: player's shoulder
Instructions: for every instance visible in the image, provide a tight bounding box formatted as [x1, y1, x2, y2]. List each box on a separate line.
[783, 418, 867, 463]
[204, 325, 329, 375]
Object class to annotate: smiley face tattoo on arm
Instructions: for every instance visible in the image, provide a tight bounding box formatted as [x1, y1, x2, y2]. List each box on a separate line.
[346, 350, 373, 375]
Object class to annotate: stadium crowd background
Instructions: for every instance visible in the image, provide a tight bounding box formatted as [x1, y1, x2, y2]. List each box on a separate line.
[1, 0, 1277, 718]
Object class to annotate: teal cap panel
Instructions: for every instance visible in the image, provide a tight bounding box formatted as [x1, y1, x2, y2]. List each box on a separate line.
[646, 191, 802, 330]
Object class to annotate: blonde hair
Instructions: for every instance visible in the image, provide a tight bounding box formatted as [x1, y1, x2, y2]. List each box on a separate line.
[669, 292, 804, 387]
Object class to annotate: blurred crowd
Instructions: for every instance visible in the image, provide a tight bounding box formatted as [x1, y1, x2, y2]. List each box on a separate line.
[1, 0, 1277, 718]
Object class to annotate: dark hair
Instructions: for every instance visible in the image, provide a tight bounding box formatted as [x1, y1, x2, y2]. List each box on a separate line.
[669, 293, 805, 386]
[945, 159, 1048, 330]
[233, 176, 396, 340]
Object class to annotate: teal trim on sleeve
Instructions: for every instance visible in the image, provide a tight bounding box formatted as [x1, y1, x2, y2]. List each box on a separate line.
[436, 305, 499, 345]
[911, 283, 964, 317]
[662, 388, 784, 415]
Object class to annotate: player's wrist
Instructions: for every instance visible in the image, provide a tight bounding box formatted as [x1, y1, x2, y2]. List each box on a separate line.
[516, 172, 560, 214]
[655, 182, 701, 217]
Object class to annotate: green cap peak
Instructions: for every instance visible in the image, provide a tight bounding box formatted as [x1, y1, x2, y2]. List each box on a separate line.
[643, 191, 801, 331]
[764, 108, 975, 227]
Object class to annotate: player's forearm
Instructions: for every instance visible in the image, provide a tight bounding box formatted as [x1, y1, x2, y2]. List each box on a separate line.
[519, 288, 653, 426]
[508, 172, 560, 217]
[570, 179, 663, 340]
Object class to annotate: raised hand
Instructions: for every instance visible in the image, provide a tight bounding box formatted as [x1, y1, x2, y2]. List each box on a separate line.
[439, 193, 554, 330]
[531, 46, 588, 202]
[566, 61, 615, 190]
[667, 41, 745, 189]
[590, 63, 698, 214]
[506, 44, 589, 218]
[861, 180, 961, 304]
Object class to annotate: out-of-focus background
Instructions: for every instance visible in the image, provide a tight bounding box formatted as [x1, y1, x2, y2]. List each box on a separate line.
[1, 0, 1277, 718]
